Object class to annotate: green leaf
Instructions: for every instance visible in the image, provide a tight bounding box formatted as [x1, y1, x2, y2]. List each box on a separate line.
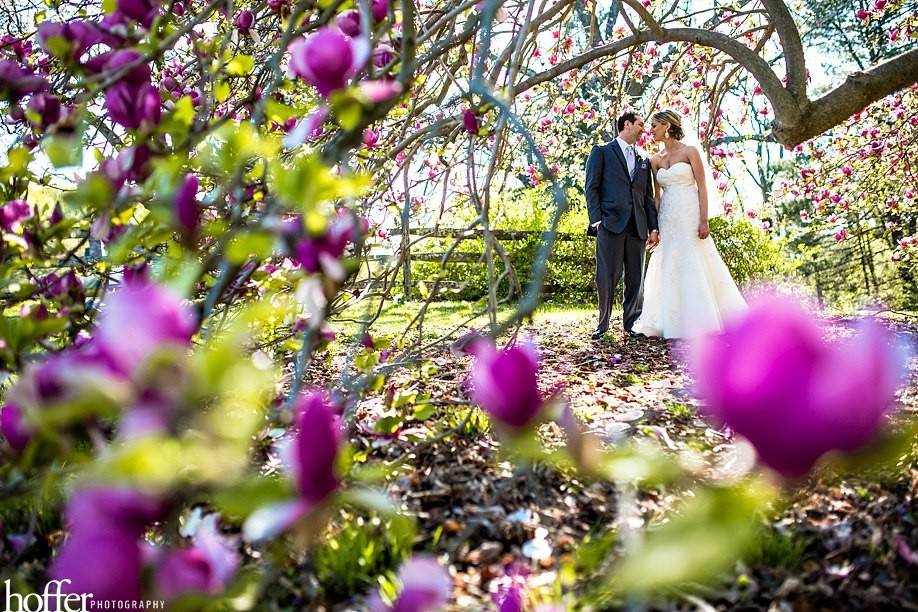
[609, 478, 778, 596]
[42, 135, 83, 167]
[213, 476, 293, 520]
[0, 147, 33, 182]
[374, 415, 402, 435]
[410, 403, 435, 421]
[226, 54, 255, 77]
[330, 90, 364, 131]
[226, 231, 276, 264]
[264, 99, 297, 124]
[214, 80, 231, 103]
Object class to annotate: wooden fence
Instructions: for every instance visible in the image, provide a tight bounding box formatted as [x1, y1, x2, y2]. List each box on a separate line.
[381, 226, 593, 299]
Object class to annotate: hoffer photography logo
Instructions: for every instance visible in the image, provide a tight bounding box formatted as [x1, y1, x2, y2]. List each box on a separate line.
[3, 579, 164, 612]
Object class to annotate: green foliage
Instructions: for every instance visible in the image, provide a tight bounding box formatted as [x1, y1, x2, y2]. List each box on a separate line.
[409, 187, 796, 302]
[709, 216, 797, 286]
[743, 527, 806, 571]
[314, 512, 415, 601]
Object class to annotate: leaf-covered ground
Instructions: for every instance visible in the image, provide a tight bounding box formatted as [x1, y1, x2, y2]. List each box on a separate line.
[306, 307, 918, 610]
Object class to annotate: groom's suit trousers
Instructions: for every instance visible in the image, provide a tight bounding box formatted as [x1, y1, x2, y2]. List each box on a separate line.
[595, 219, 645, 332]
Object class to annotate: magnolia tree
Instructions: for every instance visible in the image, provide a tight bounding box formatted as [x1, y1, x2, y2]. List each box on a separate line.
[0, 0, 915, 608]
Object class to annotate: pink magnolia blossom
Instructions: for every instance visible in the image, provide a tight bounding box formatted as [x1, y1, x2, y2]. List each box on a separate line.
[96, 282, 196, 376]
[693, 294, 905, 478]
[363, 128, 380, 148]
[368, 555, 451, 612]
[234, 10, 255, 34]
[288, 27, 369, 97]
[468, 342, 544, 430]
[154, 515, 239, 600]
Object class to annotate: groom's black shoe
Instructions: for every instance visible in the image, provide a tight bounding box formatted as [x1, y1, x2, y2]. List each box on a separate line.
[625, 329, 645, 338]
[590, 328, 607, 340]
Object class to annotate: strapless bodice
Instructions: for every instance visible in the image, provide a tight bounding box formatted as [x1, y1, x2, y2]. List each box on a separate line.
[656, 161, 696, 188]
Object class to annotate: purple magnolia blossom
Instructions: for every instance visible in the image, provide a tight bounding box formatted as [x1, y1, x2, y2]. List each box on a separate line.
[468, 342, 544, 430]
[358, 79, 403, 103]
[0, 199, 31, 232]
[11, 344, 122, 411]
[234, 10, 255, 34]
[291, 390, 342, 504]
[243, 390, 342, 542]
[114, 0, 161, 28]
[0, 60, 48, 101]
[371, 0, 389, 22]
[65, 487, 166, 536]
[37, 21, 102, 61]
[267, 0, 289, 14]
[1, 35, 32, 61]
[52, 529, 145, 602]
[173, 174, 200, 243]
[87, 49, 152, 85]
[154, 515, 239, 599]
[50, 202, 64, 225]
[368, 555, 451, 612]
[26, 92, 61, 129]
[372, 43, 395, 68]
[293, 210, 366, 280]
[288, 27, 369, 97]
[96, 282, 196, 376]
[463, 110, 479, 134]
[336, 10, 361, 36]
[51, 487, 166, 603]
[1, 403, 30, 452]
[694, 294, 906, 478]
[40, 270, 84, 301]
[105, 81, 161, 130]
[491, 564, 528, 612]
[363, 128, 380, 148]
[101, 144, 152, 190]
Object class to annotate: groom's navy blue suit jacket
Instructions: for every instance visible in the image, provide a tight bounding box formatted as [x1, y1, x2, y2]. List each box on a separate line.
[584, 141, 659, 240]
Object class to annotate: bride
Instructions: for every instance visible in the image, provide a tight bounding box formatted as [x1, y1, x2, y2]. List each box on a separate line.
[631, 109, 746, 339]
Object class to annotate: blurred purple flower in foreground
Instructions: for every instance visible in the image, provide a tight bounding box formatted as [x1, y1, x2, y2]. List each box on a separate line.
[154, 514, 239, 600]
[367, 555, 451, 612]
[51, 487, 166, 602]
[37, 21, 102, 62]
[468, 342, 544, 430]
[0, 60, 48, 101]
[1, 403, 30, 452]
[694, 294, 906, 478]
[288, 27, 369, 97]
[243, 390, 342, 542]
[0, 199, 31, 232]
[96, 281, 196, 376]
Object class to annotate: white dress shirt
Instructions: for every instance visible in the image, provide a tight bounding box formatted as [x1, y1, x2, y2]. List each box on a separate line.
[615, 136, 636, 177]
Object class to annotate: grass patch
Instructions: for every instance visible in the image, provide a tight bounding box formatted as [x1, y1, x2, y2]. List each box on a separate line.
[743, 527, 806, 572]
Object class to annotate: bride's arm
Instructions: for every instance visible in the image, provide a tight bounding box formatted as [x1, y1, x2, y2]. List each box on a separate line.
[651, 160, 662, 210]
[688, 147, 710, 239]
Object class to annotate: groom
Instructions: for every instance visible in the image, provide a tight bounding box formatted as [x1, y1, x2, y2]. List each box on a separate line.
[584, 111, 659, 340]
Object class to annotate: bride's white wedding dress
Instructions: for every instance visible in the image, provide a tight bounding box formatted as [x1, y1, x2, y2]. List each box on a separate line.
[632, 162, 746, 339]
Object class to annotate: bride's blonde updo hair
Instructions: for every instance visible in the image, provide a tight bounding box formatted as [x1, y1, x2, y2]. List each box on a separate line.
[652, 109, 684, 140]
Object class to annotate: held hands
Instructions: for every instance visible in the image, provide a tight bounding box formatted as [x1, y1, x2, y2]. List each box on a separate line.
[647, 229, 660, 251]
[698, 221, 710, 240]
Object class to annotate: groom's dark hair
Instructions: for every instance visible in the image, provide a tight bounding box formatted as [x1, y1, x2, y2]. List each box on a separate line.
[616, 111, 639, 133]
